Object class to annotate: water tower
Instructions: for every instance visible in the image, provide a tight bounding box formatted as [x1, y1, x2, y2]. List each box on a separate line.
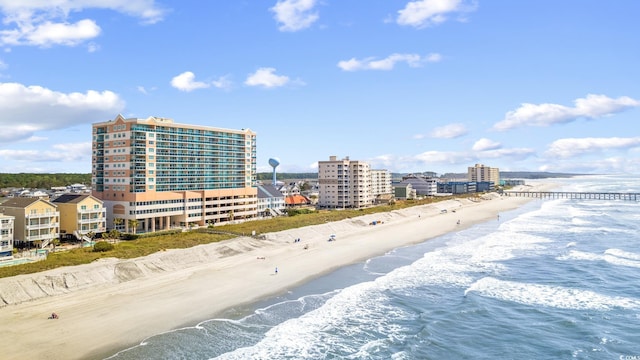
[268, 158, 280, 186]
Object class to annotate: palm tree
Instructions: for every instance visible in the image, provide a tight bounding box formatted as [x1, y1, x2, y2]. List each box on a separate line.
[128, 219, 139, 234]
[113, 217, 124, 231]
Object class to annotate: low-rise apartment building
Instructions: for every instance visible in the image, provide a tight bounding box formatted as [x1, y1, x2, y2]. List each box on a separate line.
[0, 197, 59, 248]
[0, 213, 14, 258]
[52, 194, 107, 240]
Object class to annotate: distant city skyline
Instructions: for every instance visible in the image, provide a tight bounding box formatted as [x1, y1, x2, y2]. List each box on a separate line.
[0, 1, 638, 175]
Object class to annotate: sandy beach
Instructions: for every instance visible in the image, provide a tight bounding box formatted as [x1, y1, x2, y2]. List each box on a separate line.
[0, 186, 548, 360]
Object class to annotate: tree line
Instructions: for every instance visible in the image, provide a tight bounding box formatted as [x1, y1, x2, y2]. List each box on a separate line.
[0, 173, 92, 189]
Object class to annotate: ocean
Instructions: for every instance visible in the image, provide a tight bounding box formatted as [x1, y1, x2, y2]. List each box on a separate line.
[106, 175, 640, 360]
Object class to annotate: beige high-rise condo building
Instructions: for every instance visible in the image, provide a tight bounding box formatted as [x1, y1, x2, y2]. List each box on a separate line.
[468, 163, 500, 185]
[318, 156, 372, 209]
[92, 115, 257, 233]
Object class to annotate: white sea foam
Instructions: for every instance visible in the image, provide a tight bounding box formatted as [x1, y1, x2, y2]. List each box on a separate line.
[557, 250, 603, 262]
[557, 249, 640, 269]
[605, 248, 640, 261]
[215, 279, 411, 359]
[464, 277, 640, 310]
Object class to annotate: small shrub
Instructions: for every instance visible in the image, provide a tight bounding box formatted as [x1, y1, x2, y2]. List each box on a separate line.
[121, 233, 139, 240]
[93, 241, 114, 252]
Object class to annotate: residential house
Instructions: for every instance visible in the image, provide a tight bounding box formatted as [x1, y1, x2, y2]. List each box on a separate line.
[257, 183, 286, 216]
[0, 197, 59, 248]
[0, 213, 14, 258]
[394, 183, 415, 200]
[52, 194, 107, 240]
[285, 194, 311, 208]
[397, 174, 438, 196]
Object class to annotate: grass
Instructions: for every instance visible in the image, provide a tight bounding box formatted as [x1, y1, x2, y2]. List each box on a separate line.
[0, 195, 475, 279]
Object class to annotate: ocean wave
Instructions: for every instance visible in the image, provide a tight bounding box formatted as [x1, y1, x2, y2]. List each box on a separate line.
[604, 248, 640, 261]
[557, 250, 640, 269]
[464, 277, 640, 311]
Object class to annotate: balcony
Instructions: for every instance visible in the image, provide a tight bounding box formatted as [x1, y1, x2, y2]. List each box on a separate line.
[27, 222, 59, 230]
[26, 212, 60, 220]
[26, 233, 56, 242]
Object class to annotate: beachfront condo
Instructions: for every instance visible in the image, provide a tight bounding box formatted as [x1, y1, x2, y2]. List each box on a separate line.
[0, 198, 59, 249]
[92, 115, 257, 233]
[318, 156, 374, 209]
[52, 194, 106, 241]
[468, 163, 500, 186]
[0, 213, 15, 258]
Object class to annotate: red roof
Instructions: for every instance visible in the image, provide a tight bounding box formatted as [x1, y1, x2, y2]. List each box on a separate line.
[285, 194, 309, 205]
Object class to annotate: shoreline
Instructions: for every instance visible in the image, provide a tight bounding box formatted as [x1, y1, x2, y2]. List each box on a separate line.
[0, 187, 549, 360]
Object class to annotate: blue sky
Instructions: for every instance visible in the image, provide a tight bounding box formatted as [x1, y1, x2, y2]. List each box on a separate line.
[0, 0, 638, 175]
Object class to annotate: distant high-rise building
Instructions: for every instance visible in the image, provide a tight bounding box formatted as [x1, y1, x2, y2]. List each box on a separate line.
[91, 115, 257, 233]
[318, 156, 373, 209]
[467, 163, 500, 185]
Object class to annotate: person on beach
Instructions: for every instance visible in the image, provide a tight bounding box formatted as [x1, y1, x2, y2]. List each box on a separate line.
[275, 267, 278, 275]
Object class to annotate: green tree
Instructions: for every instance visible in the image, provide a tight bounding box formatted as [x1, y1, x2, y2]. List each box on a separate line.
[128, 219, 139, 234]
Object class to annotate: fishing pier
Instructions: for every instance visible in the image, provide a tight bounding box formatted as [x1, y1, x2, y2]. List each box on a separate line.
[502, 191, 640, 201]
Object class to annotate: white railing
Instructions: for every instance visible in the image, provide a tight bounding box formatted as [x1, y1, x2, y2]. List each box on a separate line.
[26, 222, 59, 230]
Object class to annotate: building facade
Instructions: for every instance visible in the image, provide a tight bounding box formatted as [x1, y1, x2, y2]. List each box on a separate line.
[370, 169, 393, 197]
[92, 115, 257, 233]
[318, 156, 372, 209]
[0, 213, 15, 258]
[257, 183, 285, 216]
[0, 198, 59, 248]
[397, 174, 438, 196]
[468, 163, 500, 185]
[52, 194, 107, 239]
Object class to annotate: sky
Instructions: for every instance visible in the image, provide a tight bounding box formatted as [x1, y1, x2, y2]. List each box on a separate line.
[0, 0, 639, 176]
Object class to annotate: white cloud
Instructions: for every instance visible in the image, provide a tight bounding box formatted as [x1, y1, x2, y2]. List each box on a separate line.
[0, 0, 167, 47]
[270, 0, 319, 32]
[0, 142, 91, 163]
[493, 94, 640, 131]
[546, 137, 640, 158]
[23, 19, 101, 47]
[0, 82, 125, 143]
[87, 41, 100, 52]
[538, 157, 640, 174]
[170, 71, 211, 92]
[338, 53, 441, 71]
[211, 75, 233, 90]
[428, 123, 468, 139]
[396, 0, 477, 28]
[472, 138, 501, 151]
[245, 68, 290, 88]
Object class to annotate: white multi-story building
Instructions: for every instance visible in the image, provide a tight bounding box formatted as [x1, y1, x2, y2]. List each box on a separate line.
[468, 163, 500, 185]
[370, 169, 393, 197]
[318, 156, 373, 209]
[0, 213, 15, 258]
[92, 115, 257, 233]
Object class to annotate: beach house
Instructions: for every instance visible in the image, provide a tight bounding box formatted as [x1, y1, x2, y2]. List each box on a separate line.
[0, 197, 59, 249]
[0, 213, 14, 258]
[52, 194, 106, 241]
